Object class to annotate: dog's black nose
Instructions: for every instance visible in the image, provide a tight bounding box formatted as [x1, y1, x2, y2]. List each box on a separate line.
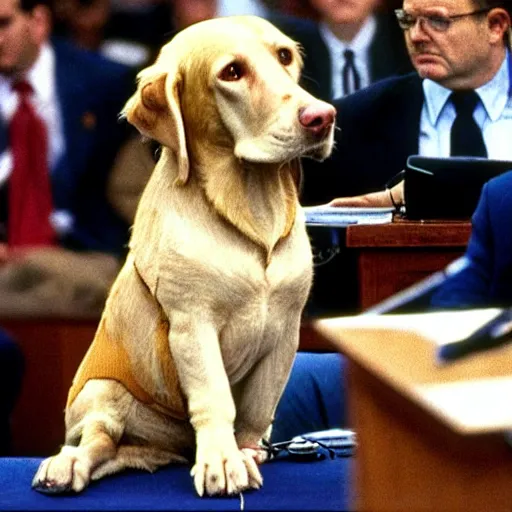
[299, 103, 336, 137]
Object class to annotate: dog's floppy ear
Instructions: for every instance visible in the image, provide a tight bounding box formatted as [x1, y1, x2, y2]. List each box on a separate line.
[121, 65, 189, 185]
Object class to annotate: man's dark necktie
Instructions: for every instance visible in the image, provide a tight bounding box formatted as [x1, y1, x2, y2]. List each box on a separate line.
[8, 80, 55, 248]
[342, 49, 361, 96]
[450, 90, 487, 158]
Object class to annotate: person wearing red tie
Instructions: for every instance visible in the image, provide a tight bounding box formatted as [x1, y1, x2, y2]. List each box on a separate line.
[0, 0, 134, 256]
[0, 0, 136, 317]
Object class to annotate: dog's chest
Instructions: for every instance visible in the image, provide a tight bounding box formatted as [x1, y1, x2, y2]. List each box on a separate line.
[214, 226, 312, 373]
[142, 198, 312, 378]
[172, 210, 309, 321]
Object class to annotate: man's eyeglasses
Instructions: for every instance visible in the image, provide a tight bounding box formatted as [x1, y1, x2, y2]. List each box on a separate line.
[394, 8, 490, 32]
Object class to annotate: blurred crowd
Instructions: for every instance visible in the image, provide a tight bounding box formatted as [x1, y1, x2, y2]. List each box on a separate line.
[1, 0, 470, 456]
[0, 0, 410, 320]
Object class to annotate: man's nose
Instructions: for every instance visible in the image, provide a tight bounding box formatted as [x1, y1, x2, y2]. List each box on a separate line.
[408, 18, 431, 41]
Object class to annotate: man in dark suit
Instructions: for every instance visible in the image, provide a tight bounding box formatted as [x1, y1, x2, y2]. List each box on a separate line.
[297, 0, 512, 316]
[304, 0, 512, 206]
[0, 0, 134, 256]
[272, 0, 413, 103]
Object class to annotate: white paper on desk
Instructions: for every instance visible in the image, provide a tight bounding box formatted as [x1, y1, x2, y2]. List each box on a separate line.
[320, 309, 502, 346]
[303, 205, 394, 227]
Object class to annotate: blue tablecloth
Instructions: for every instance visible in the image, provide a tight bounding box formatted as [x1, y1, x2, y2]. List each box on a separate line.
[0, 456, 352, 511]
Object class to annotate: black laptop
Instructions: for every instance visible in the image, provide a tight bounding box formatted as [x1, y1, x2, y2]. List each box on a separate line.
[404, 155, 512, 220]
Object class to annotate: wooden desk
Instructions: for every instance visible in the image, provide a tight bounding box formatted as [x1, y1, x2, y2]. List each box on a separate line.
[346, 219, 472, 309]
[315, 311, 512, 511]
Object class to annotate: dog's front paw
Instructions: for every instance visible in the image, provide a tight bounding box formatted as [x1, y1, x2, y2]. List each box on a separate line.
[32, 447, 91, 494]
[192, 429, 263, 496]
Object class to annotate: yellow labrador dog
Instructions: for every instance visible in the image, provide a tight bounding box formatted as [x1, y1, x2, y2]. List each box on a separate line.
[32, 16, 335, 497]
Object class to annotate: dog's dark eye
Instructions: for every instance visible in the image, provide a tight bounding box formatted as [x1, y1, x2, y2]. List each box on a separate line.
[277, 48, 293, 66]
[219, 62, 244, 81]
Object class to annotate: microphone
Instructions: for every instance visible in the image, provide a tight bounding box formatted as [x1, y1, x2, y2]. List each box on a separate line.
[438, 308, 512, 363]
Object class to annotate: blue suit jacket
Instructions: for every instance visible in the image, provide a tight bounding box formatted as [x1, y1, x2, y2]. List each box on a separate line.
[432, 171, 512, 308]
[271, 13, 413, 103]
[1, 38, 135, 256]
[301, 72, 423, 205]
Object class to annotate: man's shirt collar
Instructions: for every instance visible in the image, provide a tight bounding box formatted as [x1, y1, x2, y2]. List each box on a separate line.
[422, 51, 510, 126]
[319, 15, 376, 57]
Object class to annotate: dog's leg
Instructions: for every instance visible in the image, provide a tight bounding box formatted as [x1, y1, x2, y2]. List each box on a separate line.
[164, 311, 262, 496]
[32, 380, 132, 494]
[32, 420, 118, 494]
[234, 314, 301, 458]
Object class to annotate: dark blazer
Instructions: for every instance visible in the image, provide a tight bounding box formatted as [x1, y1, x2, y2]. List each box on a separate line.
[271, 12, 413, 103]
[431, 171, 512, 309]
[1, 38, 135, 256]
[301, 72, 424, 205]
[301, 73, 424, 316]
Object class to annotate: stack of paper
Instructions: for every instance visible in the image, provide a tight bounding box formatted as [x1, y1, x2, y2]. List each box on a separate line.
[303, 205, 394, 227]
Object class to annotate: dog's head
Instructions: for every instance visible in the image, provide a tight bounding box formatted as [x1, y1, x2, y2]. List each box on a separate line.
[122, 16, 335, 185]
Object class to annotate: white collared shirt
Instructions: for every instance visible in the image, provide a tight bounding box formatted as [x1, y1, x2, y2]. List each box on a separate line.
[0, 43, 65, 186]
[419, 53, 512, 160]
[319, 15, 377, 99]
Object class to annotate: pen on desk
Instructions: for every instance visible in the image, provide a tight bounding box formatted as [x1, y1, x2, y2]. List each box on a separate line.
[437, 308, 512, 363]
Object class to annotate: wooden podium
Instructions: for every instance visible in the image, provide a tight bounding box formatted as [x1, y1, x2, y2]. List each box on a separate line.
[314, 310, 512, 511]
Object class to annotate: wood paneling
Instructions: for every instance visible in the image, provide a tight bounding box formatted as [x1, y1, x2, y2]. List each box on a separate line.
[2, 319, 97, 456]
[346, 220, 472, 309]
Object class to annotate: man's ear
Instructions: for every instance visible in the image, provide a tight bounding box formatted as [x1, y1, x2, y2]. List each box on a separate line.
[487, 8, 511, 45]
[31, 5, 52, 45]
[121, 65, 190, 185]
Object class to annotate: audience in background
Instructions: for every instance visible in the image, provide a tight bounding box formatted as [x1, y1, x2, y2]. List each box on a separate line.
[52, 0, 168, 68]
[272, 0, 413, 102]
[52, 0, 270, 69]
[53, 0, 111, 51]
[0, 329, 23, 455]
[0, 0, 134, 317]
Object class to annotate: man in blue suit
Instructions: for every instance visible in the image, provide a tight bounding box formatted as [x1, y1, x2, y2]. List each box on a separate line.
[431, 170, 512, 308]
[0, 0, 134, 256]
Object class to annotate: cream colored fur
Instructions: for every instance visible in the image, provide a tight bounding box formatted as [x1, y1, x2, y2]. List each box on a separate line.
[32, 16, 335, 497]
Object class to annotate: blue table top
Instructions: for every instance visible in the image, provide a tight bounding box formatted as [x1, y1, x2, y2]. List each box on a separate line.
[0, 456, 352, 511]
